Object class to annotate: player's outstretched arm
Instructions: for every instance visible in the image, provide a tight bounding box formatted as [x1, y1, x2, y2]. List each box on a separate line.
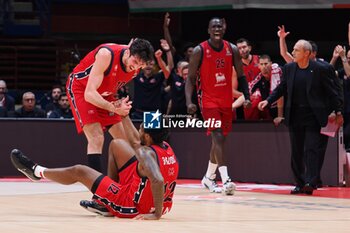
[121, 115, 141, 150]
[277, 25, 293, 63]
[134, 147, 164, 220]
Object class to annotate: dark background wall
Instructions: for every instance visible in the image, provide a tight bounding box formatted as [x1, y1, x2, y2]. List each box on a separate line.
[49, 5, 350, 64]
[1, 2, 349, 91]
[0, 119, 341, 186]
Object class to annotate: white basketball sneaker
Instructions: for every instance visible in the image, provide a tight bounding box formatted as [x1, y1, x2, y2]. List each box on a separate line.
[201, 175, 222, 193]
[222, 178, 236, 195]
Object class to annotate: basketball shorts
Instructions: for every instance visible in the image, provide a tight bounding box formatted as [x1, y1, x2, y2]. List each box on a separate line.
[66, 86, 122, 134]
[92, 157, 140, 218]
[200, 99, 232, 136]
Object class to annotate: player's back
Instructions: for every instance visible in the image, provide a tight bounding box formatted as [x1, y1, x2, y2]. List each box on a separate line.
[68, 43, 137, 95]
[132, 142, 179, 215]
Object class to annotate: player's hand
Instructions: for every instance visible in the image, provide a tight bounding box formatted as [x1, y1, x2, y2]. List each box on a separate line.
[232, 95, 245, 109]
[243, 100, 252, 108]
[258, 100, 268, 111]
[277, 25, 290, 39]
[134, 213, 161, 220]
[328, 112, 336, 122]
[336, 113, 344, 127]
[160, 39, 170, 52]
[187, 103, 197, 115]
[155, 49, 163, 59]
[273, 117, 284, 127]
[115, 96, 132, 116]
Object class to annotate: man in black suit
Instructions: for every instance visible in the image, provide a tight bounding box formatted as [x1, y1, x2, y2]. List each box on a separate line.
[258, 40, 343, 195]
[0, 80, 15, 113]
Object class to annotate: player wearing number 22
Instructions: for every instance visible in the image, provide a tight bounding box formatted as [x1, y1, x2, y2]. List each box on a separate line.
[10, 116, 178, 220]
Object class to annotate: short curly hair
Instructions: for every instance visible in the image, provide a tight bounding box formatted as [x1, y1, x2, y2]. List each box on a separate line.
[143, 127, 169, 144]
[129, 39, 154, 63]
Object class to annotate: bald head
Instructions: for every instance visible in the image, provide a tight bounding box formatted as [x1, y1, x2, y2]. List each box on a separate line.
[292, 39, 312, 65]
[297, 40, 312, 53]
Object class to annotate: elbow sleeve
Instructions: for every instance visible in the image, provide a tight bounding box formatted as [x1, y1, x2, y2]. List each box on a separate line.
[238, 75, 250, 100]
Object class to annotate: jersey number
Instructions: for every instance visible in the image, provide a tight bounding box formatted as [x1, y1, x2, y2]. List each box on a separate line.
[116, 81, 126, 90]
[216, 58, 225, 69]
[163, 181, 176, 202]
[107, 183, 119, 195]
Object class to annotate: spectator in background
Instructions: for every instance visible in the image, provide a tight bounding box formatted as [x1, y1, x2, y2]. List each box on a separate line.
[48, 92, 73, 119]
[44, 85, 62, 116]
[182, 43, 194, 62]
[330, 45, 350, 152]
[250, 55, 284, 122]
[168, 61, 189, 116]
[132, 39, 173, 119]
[0, 80, 15, 113]
[0, 106, 7, 117]
[236, 38, 261, 120]
[14, 92, 46, 118]
[163, 12, 194, 63]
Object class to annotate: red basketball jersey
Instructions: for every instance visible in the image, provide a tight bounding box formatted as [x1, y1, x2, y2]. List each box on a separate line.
[71, 43, 138, 96]
[133, 142, 179, 215]
[198, 40, 233, 108]
[243, 54, 260, 83]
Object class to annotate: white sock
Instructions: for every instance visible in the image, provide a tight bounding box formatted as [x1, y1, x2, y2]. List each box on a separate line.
[218, 166, 229, 184]
[34, 165, 47, 178]
[205, 161, 218, 180]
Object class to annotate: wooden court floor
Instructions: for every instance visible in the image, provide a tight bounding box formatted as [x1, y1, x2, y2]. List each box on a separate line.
[0, 180, 349, 233]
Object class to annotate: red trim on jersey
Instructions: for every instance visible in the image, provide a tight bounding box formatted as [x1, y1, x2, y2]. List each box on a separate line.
[66, 44, 137, 133]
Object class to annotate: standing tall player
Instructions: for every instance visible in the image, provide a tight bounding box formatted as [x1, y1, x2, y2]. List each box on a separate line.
[66, 39, 154, 172]
[185, 18, 250, 195]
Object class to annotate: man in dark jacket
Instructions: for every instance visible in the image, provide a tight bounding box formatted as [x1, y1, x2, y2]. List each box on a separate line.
[14, 92, 46, 118]
[259, 40, 343, 195]
[0, 80, 15, 113]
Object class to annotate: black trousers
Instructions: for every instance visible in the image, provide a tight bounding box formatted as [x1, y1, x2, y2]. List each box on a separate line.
[289, 124, 323, 187]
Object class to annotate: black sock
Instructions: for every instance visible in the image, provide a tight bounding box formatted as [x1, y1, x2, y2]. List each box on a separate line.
[87, 154, 102, 172]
